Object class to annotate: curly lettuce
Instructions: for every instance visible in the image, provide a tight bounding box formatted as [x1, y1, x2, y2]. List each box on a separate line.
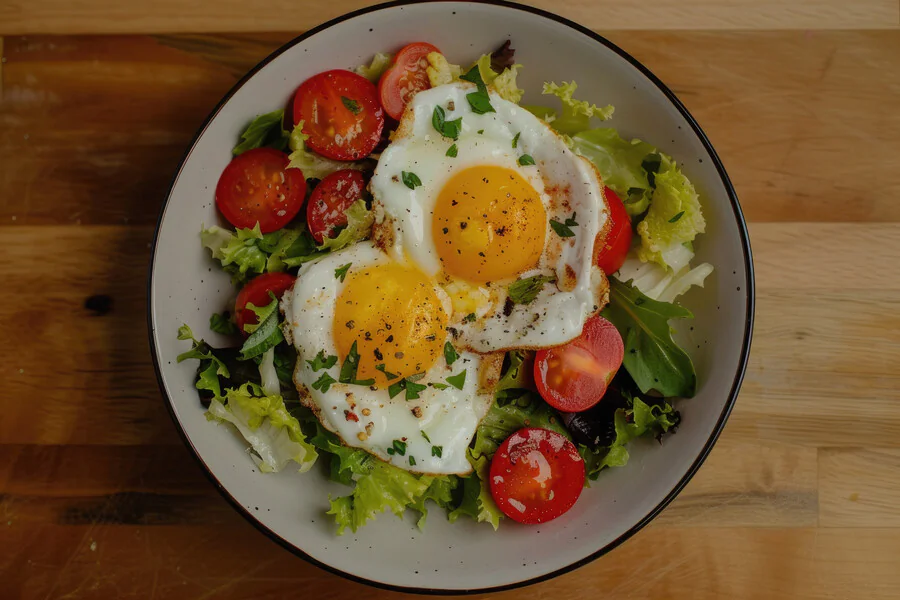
[316, 199, 374, 252]
[355, 52, 393, 82]
[540, 81, 614, 135]
[448, 451, 502, 529]
[206, 382, 317, 474]
[636, 163, 707, 272]
[426, 52, 523, 103]
[287, 121, 369, 180]
[426, 52, 462, 87]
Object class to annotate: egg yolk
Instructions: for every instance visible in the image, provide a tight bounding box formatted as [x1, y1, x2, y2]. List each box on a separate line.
[333, 262, 448, 387]
[432, 165, 547, 285]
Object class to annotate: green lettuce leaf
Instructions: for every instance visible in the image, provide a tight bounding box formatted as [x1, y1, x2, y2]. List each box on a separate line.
[206, 382, 317, 473]
[200, 224, 269, 284]
[287, 121, 368, 180]
[581, 396, 679, 479]
[209, 311, 239, 336]
[233, 109, 290, 155]
[542, 81, 614, 135]
[317, 199, 374, 252]
[448, 451, 502, 529]
[425, 51, 463, 87]
[571, 128, 657, 215]
[616, 253, 714, 303]
[636, 161, 707, 272]
[411, 476, 458, 528]
[239, 297, 283, 360]
[602, 278, 696, 397]
[304, 416, 375, 486]
[355, 52, 393, 82]
[327, 461, 453, 535]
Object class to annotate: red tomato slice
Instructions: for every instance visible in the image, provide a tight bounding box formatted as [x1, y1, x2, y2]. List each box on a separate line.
[596, 187, 633, 275]
[234, 272, 296, 336]
[215, 148, 306, 233]
[489, 427, 585, 524]
[306, 169, 367, 243]
[534, 315, 625, 413]
[378, 42, 440, 120]
[293, 70, 384, 161]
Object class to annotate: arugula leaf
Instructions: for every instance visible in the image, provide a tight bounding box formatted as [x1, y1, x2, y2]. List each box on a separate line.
[517, 154, 535, 166]
[443, 341, 458, 366]
[432, 105, 462, 140]
[446, 370, 466, 390]
[209, 311, 239, 336]
[341, 96, 361, 115]
[446, 144, 458, 158]
[460, 65, 495, 114]
[602, 278, 696, 397]
[307, 349, 338, 371]
[312, 371, 337, 392]
[508, 274, 555, 304]
[549, 212, 578, 238]
[232, 109, 289, 155]
[401, 171, 422, 190]
[335, 262, 351, 282]
[338, 341, 375, 386]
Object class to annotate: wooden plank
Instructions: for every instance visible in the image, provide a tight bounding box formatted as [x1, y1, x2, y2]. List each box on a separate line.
[2, 525, 900, 599]
[0, 0, 896, 35]
[3, 32, 900, 225]
[819, 449, 900, 527]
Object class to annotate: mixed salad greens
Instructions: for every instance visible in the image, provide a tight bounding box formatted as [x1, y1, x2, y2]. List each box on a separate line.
[178, 40, 712, 533]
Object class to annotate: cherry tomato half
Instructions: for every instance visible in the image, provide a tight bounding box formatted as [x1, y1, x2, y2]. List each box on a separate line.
[378, 42, 440, 120]
[489, 427, 585, 524]
[215, 148, 306, 233]
[534, 315, 624, 413]
[234, 272, 296, 336]
[306, 169, 367, 243]
[596, 187, 633, 275]
[293, 69, 384, 161]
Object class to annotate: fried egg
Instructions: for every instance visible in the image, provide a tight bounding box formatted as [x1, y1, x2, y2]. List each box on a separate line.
[370, 81, 610, 353]
[281, 241, 495, 475]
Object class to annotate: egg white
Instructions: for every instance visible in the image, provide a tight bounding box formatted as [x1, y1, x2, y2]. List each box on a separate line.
[281, 241, 494, 475]
[370, 82, 610, 353]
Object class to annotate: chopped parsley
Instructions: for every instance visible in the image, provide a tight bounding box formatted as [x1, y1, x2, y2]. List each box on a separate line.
[334, 262, 351, 282]
[508, 274, 556, 304]
[669, 211, 685, 223]
[401, 171, 422, 190]
[375, 363, 398, 379]
[430, 382, 449, 390]
[307, 349, 338, 371]
[446, 143, 458, 158]
[459, 65, 495, 114]
[518, 154, 535, 166]
[432, 446, 443, 458]
[512, 132, 521, 149]
[409, 455, 417, 466]
[463, 312, 477, 323]
[338, 341, 375, 386]
[549, 212, 579, 238]
[311, 371, 336, 393]
[432, 105, 462, 140]
[446, 370, 467, 390]
[388, 375, 428, 400]
[421, 431, 431, 443]
[443, 341, 458, 366]
[386, 439, 407, 456]
[340, 96, 361, 115]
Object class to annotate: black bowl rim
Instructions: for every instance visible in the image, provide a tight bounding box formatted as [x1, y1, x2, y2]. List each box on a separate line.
[147, 0, 755, 594]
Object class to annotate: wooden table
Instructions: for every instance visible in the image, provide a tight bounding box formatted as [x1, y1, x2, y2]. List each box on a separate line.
[2, 1, 899, 598]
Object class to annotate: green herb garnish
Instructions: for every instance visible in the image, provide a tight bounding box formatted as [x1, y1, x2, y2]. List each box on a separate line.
[518, 154, 535, 166]
[341, 96, 361, 115]
[311, 371, 337, 392]
[512, 132, 520, 148]
[669, 211, 685, 223]
[446, 144, 458, 158]
[549, 212, 578, 238]
[432, 105, 462, 140]
[307, 349, 338, 371]
[401, 171, 422, 190]
[339, 341, 375, 386]
[432, 446, 443, 458]
[334, 262, 352, 282]
[508, 274, 556, 305]
[444, 341, 458, 366]
[460, 65, 495, 114]
[446, 370, 467, 390]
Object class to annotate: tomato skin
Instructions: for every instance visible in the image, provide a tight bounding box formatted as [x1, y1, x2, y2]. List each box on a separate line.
[596, 187, 633, 275]
[378, 42, 440, 120]
[215, 148, 306, 233]
[534, 315, 625, 413]
[306, 169, 367, 243]
[293, 70, 384, 161]
[489, 428, 585, 524]
[234, 272, 296, 336]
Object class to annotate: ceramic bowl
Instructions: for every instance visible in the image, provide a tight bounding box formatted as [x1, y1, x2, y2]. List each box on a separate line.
[148, 0, 754, 593]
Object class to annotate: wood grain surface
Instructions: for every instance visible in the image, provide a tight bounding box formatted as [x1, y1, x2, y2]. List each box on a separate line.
[2, 5, 900, 599]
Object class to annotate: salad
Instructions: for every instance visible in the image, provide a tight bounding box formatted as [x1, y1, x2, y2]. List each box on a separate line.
[178, 40, 712, 534]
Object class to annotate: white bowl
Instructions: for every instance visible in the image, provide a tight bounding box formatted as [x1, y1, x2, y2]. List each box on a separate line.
[148, 0, 754, 593]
